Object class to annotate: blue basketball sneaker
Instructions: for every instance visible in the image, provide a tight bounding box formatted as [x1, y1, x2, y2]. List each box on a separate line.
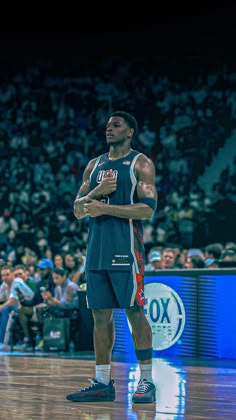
[66, 378, 115, 402]
[132, 379, 156, 403]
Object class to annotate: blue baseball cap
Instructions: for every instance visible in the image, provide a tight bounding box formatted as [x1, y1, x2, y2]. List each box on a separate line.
[205, 258, 216, 267]
[37, 258, 54, 270]
[149, 251, 161, 262]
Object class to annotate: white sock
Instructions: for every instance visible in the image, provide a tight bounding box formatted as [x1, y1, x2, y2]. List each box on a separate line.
[139, 363, 153, 383]
[95, 364, 111, 385]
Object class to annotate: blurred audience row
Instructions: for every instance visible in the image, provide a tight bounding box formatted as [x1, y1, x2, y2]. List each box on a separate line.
[0, 240, 235, 352]
[145, 241, 236, 271]
[0, 258, 82, 352]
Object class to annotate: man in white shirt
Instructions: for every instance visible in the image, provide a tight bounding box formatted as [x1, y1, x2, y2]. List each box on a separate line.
[0, 264, 34, 351]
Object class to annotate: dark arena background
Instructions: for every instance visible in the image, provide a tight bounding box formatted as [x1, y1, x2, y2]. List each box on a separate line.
[0, 10, 236, 419]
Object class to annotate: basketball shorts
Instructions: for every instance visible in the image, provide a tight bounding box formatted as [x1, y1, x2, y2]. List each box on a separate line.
[85, 267, 145, 309]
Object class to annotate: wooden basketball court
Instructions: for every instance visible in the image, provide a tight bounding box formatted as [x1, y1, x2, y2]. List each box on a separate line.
[0, 351, 235, 419]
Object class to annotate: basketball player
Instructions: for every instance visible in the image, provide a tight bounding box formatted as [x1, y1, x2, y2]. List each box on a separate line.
[66, 111, 157, 404]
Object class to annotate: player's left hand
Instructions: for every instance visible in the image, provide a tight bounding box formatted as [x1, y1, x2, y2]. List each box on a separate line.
[84, 198, 105, 217]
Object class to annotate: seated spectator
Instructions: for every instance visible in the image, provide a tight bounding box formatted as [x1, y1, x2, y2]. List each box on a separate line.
[12, 264, 37, 293]
[205, 243, 224, 263]
[161, 248, 176, 269]
[187, 249, 205, 259]
[219, 249, 236, 268]
[28, 267, 79, 352]
[0, 265, 34, 351]
[205, 258, 219, 269]
[26, 263, 38, 282]
[185, 254, 206, 269]
[14, 258, 55, 351]
[64, 252, 85, 284]
[145, 249, 162, 271]
[41, 267, 79, 310]
[224, 242, 236, 253]
[53, 254, 64, 269]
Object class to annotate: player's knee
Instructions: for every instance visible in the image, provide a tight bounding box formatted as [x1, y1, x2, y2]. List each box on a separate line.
[92, 308, 113, 327]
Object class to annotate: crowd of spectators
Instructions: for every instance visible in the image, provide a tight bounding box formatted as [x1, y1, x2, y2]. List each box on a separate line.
[0, 238, 235, 353]
[0, 56, 236, 268]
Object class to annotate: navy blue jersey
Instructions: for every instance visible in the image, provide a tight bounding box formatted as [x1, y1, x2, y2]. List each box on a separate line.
[85, 150, 145, 274]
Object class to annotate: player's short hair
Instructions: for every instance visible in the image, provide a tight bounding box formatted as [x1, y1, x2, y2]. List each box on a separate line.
[110, 111, 138, 138]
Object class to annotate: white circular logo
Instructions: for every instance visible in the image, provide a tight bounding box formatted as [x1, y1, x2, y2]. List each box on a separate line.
[144, 282, 186, 350]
